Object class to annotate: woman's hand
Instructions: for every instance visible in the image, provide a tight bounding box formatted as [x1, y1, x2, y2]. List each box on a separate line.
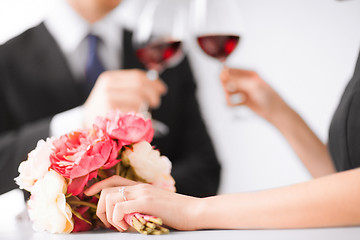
[220, 68, 290, 125]
[84, 176, 202, 231]
[220, 67, 335, 177]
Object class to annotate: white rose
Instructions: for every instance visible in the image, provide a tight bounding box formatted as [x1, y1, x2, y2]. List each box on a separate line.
[28, 170, 74, 234]
[15, 138, 54, 191]
[123, 141, 172, 183]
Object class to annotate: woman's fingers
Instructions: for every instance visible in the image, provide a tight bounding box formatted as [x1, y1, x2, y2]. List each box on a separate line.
[226, 92, 247, 106]
[93, 185, 143, 231]
[105, 191, 127, 231]
[112, 198, 150, 232]
[84, 176, 137, 228]
[112, 202, 134, 231]
[95, 187, 115, 228]
[95, 186, 127, 229]
[221, 73, 247, 106]
[221, 69, 250, 91]
[96, 187, 121, 228]
[221, 68, 266, 107]
[84, 175, 136, 196]
[88, 182, 164, 232]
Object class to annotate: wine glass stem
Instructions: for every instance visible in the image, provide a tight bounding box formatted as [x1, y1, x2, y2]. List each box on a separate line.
[139, 101, 151, 119]
[146, 69, 159, 81]
[139, 69, 159, 119]
[221, 58, 228, 67]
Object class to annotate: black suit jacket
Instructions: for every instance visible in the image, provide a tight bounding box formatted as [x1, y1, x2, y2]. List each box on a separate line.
[328, 50, 360, 171]
[0, 23, 221, 197]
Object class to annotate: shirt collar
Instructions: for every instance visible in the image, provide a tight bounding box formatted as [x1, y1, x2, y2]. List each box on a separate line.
[91, 11, 122, 56]
[44, 0, 122, 56]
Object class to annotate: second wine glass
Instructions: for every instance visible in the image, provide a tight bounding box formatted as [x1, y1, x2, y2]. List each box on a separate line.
[192, 0, 242, 62]
[192, 0, 247, 118]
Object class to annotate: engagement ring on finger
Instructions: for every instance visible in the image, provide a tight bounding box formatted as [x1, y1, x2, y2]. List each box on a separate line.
[119, 187, 127, 201]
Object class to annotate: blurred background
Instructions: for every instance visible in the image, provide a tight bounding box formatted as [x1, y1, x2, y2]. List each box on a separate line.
[1, 0, 360, 226]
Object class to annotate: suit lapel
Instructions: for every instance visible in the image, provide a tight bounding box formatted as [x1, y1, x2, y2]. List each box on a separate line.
[122, 29, 145, 70]
[36, 23, 87, 104]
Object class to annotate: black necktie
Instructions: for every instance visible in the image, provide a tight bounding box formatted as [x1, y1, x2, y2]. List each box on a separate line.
[85, 34, 105, 96]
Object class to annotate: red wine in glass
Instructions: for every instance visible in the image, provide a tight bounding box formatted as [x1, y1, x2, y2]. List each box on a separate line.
[197, 34, 240, 62]
[135, 40, 183, 72]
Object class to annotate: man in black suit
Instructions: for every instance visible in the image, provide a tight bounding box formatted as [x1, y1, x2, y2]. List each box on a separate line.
[0, 0, 220, 197]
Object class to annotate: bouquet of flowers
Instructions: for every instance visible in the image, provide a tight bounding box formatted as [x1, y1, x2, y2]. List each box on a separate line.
[15, 111, 175, 235]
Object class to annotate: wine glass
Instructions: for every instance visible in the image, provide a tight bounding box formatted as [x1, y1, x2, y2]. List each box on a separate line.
[133, 0, 187, 135]
[133, 0, 186, 78]
[191, 0, 247, 118]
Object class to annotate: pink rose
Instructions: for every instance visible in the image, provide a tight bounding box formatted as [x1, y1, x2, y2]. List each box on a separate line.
[95, 110, 154, 146]
[50, 129, 119, 195]
[66, 170, 98, 196]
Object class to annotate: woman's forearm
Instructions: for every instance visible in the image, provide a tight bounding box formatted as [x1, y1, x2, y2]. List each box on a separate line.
[195, 168, 360, 229]
[270, 104, 335, 177]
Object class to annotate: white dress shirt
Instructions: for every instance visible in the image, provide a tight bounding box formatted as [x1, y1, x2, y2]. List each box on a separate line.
[45, 0, 123, 137]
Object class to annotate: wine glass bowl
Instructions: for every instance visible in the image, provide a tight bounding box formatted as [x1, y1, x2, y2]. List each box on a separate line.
[192, 0, 243, 63]
[135, 39, 182, 79]
[197, 34, 240, 63]
[133, 0, 186, 79]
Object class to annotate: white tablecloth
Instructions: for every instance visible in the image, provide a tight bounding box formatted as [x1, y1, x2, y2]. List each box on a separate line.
[1, 190, 360, 240]
[2, 221, 360, 240]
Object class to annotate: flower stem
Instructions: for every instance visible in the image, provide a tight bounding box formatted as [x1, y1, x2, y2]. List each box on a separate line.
[116, 162, 121, 176]
[67, 200, 97, 209]
[97, 169, 108, 179]
[71, 209, 92, 226]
